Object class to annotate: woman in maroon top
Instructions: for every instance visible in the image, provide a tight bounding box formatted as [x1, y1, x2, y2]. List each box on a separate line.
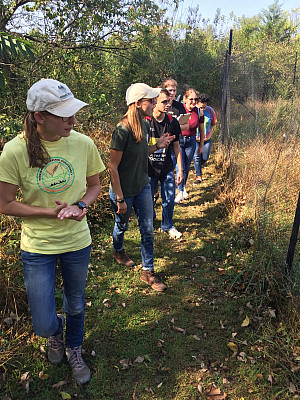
[175, 89, 204, 203]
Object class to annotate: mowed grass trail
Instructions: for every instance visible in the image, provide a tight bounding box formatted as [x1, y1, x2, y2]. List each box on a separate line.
[3, 155, 292, 400]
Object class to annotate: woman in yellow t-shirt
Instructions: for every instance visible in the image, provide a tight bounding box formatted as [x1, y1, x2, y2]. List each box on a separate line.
[0, 79, 105, 385]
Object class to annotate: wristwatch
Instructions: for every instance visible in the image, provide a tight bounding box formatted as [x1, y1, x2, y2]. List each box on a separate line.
[73, 201, 87, 210]
[117, 198, 125, 204]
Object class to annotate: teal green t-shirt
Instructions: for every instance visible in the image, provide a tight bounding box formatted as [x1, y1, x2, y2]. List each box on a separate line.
[110, 121, 149, 197]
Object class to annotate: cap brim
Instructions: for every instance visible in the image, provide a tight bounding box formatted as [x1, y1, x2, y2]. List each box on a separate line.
[143, 87, 161, 100]
[45, 97, 88, 117]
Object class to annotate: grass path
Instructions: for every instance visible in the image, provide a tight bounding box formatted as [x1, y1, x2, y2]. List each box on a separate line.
[3, 158, 291, 399]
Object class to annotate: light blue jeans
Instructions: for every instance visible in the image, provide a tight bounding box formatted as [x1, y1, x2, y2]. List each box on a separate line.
[177, 135, 197, 192]
[194, 138, 211, 176]
[21, 245, 91, 348]
[149, 170, 176, 232]
[110, 183, 154, 270]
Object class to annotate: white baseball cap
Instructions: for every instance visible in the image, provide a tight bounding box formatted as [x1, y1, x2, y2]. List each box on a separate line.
[126, 83, 161, 106]
[26, 79, 88, 117]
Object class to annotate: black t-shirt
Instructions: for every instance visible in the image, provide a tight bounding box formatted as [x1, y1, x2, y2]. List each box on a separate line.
[146, 114, 181, 179]
[168, 100, 186, 117]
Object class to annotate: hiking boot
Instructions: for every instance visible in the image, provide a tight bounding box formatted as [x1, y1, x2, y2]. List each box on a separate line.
[175, 191, 184, 204]
[66, 345, 91, 385]
[47, 314, 65, 364]
[167, 226, 182, 239]
[113, 249, 135, 267]
[141, 270, 167, 292]
[183, 188, 189, 199]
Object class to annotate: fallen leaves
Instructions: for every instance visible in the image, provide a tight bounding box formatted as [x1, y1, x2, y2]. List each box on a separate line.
[119, 358, 132, 369]
[289, 382, 297, 393]
[205, 384, 227, 399]
[173, 326, 186, 335]
[134, 356, 144, 363]
[20, 371, 31, 393]
[38, 371, 49, 380]
[227, 342, 238, 356]
[52, 381, 68, 389]
[241, 315, 250, 327]
[60, 392, 72, 399]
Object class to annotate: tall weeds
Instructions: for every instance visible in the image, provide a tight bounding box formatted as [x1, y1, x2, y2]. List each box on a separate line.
[216, 97, 299, 311]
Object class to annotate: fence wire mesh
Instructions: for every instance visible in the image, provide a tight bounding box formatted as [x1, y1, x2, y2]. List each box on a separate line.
[219, 38, 300, 293]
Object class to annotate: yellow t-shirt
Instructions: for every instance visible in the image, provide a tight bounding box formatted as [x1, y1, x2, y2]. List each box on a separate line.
[0, 130, 105, 254]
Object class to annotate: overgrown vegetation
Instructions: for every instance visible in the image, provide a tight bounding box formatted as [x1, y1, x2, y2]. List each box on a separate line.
[0, 0, 299, 398]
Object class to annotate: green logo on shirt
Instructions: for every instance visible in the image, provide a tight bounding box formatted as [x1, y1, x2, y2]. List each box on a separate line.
[37, 157, 74, 193]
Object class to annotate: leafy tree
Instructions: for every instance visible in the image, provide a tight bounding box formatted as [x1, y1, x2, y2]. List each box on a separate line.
[0, 0, 167, 118]
[231, 3, 299, 100]
[260, 0, 296, 41]
[0, 32, 34, 87]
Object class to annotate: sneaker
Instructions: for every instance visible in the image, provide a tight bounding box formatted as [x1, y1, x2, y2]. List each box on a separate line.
[66, 345, 91, 385]
[183, 188, 189, 199]
[141, 271, 167, 292]
[167, 226, 182, 239]
[193, 177, 202, 185]
[47, 314, 65, 364]
[113, 249, 135, 267]
[175, 191, 184, 204]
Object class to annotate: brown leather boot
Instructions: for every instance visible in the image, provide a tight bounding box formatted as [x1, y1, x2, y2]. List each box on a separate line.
[113, 249, 135, 267]
[141, 270, 167, 291]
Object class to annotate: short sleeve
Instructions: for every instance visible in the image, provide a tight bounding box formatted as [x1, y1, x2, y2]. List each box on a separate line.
[0, 140, 22, 186]
[212, 110, 217, 124]
[170, 118, 181, 142]
[87, 140, 106, 177]
[110, 124, 130, 151]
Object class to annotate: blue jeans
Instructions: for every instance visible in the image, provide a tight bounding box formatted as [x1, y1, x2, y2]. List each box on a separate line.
[194, 138, 211, 176]
[149, 170, 175, 231]
[177, 135, 197, 192]
[21, 245, 91, 348]
[110, 183, 154, 271]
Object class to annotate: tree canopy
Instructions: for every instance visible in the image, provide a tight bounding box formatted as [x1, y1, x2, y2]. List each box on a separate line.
[0, 1, 299, 124]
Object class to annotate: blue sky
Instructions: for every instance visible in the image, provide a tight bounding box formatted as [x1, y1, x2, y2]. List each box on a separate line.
[178, 0, 299, 22]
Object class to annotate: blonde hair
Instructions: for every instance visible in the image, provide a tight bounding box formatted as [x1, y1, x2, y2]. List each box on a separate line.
[23, 111, 50, 168]
[121, 103, 144, 143]
[183, 88, 197, 104]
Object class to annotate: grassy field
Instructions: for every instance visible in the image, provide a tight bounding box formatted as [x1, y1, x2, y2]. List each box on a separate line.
[1, 148, 299, 399]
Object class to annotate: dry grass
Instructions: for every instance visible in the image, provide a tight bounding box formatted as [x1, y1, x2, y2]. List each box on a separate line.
[218, 97, 300, 243]
[213, 99, 300, 396]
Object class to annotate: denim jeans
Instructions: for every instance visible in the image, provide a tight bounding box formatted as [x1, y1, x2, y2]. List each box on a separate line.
[177, 135, 197, 191]
[194, 138, 211, 177]
[110, 183, 154, 271]
[21, 245, 91, 348]
[149, 170, 175, 232]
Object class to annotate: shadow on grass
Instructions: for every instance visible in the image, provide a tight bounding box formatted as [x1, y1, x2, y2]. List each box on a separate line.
[76, 175, 248, 399]
[0, 163, 263, 400]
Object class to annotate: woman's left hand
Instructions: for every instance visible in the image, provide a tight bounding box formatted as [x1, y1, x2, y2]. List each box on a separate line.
[55, 200, 87, 221]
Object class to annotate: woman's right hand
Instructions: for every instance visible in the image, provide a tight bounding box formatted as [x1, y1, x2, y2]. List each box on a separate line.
[54, 200, 87, 221]
[117, 201, 127, 215]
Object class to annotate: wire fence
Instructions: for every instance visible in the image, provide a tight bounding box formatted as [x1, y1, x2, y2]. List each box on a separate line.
[219, 31, 300, 293]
